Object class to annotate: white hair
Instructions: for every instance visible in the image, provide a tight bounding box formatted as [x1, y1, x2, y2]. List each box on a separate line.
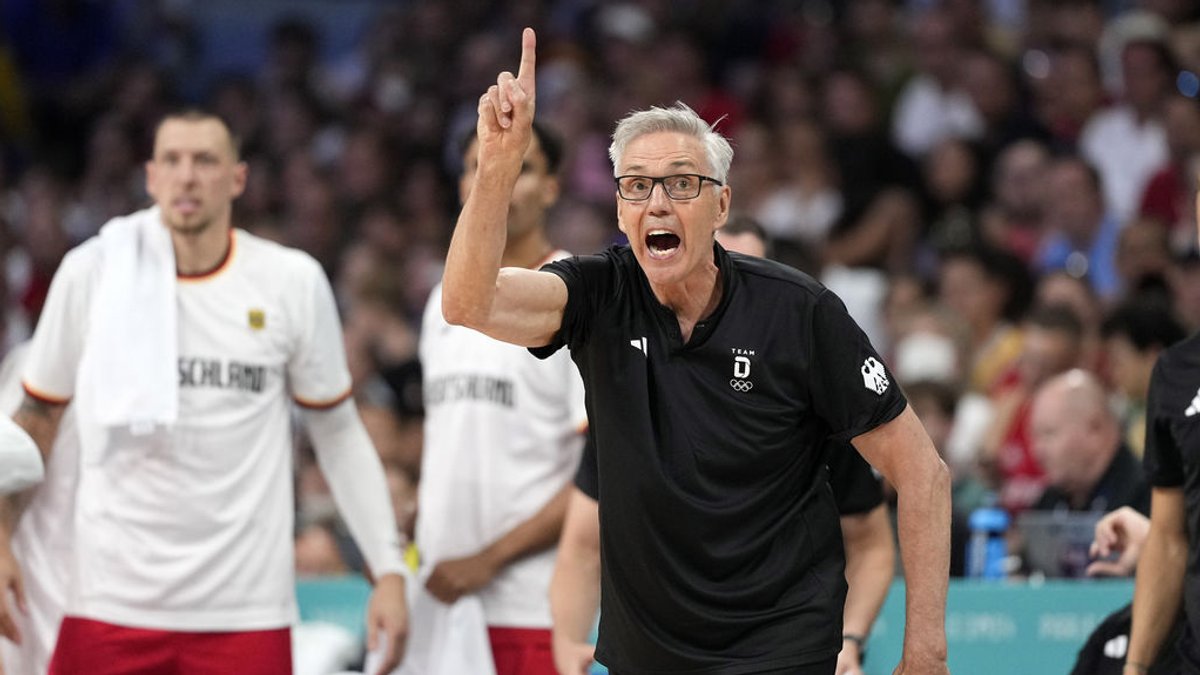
[608, 102, 734, 183]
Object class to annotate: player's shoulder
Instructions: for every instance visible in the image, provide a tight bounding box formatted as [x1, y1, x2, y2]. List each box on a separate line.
[727, 250, 825, 302]
[55, 236, 105, 280]
[1154, 331, 1200, 386]
[234, 229, 325, 279]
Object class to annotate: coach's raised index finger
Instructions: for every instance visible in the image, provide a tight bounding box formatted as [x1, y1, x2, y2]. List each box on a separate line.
[517, 27, 536, 94]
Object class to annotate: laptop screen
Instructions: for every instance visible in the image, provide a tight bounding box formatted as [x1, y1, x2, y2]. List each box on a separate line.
[1016, 510, 1103, 578]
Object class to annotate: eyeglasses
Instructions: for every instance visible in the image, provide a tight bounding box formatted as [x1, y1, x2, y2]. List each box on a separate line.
[615, 174, 724, 201]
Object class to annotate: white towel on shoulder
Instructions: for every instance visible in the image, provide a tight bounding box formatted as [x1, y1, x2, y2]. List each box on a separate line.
[77, 206, 178, 433]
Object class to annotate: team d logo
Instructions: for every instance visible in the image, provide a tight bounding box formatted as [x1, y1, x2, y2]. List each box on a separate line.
[730, 353, 753, 392]
[248, 309, 266, 330]
[861, 357, 889, 395]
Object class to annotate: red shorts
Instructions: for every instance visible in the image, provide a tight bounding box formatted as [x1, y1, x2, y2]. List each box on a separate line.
[488, 625, 556, 675]
[49, 617, 292, 675]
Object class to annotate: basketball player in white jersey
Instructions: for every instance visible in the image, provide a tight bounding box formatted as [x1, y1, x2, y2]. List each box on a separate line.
[0, 110, 408, 675]
[415, 121, 585, 675]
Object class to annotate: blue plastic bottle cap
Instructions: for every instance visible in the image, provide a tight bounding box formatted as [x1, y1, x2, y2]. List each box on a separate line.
[968, 507, 1009, 532]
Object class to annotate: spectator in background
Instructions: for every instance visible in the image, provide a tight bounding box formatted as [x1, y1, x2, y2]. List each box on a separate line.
[1139, 94, 1200, 234]
[1102, 300, 1187, 459]
[295, 521, 351, 578]
[1034, 46, 1106, 151]
[938, 245, 1031, 394]
[1036, 156, 1123, 301]
[891, 8, 982, 159]
[821, 67, 921, 272]
[414, 121, 586, 675]
[959, 48, 1050, 165]
[752, 118, 843, 251]
[919, 137, 989, 255]
[1029, 369, 1150, 515]
[983, 304, 1086, 513]
[979, 139, 1050, 262]
[1080, 38, 1173, 223]
[1035, 271, 1105, 373]
[1170, 250, 1200, 332]
[1116, 219, 1174, 295]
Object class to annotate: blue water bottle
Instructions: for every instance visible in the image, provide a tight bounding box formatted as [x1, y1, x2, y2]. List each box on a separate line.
[966, 505, 1009, 580]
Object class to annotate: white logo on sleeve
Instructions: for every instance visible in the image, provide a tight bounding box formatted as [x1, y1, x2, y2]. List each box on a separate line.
[861, 357, 889, 395]
[1186, 386, 1200, 417]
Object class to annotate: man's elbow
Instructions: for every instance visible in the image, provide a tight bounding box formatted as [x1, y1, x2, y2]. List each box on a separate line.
[898, 453, 951, 501]
[441, 292, 485, 329]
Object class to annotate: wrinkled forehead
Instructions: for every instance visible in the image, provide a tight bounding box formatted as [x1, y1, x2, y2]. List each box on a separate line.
[618, 132, 708, 175]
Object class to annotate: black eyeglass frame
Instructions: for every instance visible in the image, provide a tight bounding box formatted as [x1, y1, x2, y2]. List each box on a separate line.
[614, 173, 725, 201]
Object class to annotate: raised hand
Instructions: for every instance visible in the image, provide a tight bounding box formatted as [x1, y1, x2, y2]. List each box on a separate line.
[476, 28, 537, 166]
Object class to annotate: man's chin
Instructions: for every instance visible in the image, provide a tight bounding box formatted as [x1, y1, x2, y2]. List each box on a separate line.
[165, 214, 212, 235]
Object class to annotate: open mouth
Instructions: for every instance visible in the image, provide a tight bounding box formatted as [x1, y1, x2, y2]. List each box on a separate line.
[646, 230, 680, 259]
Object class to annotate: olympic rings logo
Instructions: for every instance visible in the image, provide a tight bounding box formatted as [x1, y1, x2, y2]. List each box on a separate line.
[729, 379, 753, 392]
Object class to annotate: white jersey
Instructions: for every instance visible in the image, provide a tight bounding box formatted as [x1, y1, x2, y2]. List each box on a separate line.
[418, 255, 586, 629]
[22, 229, 352, 632]
[0, 345, 76, 675]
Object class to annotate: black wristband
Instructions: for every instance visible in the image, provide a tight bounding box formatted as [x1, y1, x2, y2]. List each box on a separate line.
[843, 633, 867, 650]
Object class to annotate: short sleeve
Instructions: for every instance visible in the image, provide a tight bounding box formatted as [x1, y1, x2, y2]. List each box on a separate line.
[288, 257, 353, 408]
[827, 444, 883, 515]
[529, 250, 618, 360]
[1144, 359, 1183, 487]
[809, 289, 907, 441]
[23, 246, 97, 402]
[574, 431, 599, 500]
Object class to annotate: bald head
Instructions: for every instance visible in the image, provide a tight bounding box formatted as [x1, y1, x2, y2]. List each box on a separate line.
[1030, 369, 1119, 505]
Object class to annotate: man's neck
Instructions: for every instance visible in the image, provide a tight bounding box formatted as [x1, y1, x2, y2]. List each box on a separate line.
[172, 221, 233, 276]
[652, 263, 723, 343]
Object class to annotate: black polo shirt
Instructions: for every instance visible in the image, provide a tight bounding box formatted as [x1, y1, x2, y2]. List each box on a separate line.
[1033, 443, 1149, 515]
[1144, 331, 1200, 670]
[534, 244, 906, 674]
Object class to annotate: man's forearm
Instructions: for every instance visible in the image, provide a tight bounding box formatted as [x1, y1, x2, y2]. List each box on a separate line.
[305, 403, 406, 578]
[1127, 524, 1187, 666]
[441, 159, 522, 328]
[483, 483, 572, 569]
[895, 461, 951, 660]
[841, 504, 895, 639]
[550, 542, 601, 644]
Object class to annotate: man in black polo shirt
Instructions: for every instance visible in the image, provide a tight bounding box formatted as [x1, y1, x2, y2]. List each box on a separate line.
[443, 29, 950, 675]
[1125, 225, 1200, 669]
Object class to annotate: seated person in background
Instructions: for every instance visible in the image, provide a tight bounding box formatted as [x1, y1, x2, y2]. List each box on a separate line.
[982, 304, 1085, 513]
[1029, 369, 1149, 515]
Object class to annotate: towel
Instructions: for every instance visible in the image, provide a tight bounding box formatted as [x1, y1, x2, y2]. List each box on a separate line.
[77, 206, 178, 433]
[365, 576, 496, 675]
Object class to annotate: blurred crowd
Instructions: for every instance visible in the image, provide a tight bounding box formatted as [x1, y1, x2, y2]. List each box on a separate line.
[2, 0, 1200, 579]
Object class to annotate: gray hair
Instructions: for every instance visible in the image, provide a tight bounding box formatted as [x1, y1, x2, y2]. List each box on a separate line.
[608, 102, 734, 183]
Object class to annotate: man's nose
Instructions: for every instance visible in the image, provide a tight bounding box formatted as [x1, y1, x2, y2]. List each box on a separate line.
[645, 180, 673, 213]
